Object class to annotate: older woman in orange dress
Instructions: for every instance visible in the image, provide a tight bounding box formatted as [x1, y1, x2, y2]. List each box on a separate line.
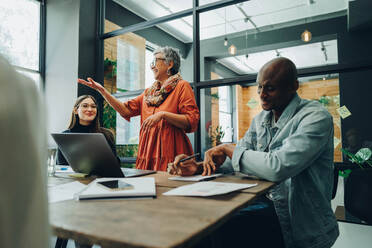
[78, 46, 199, 171]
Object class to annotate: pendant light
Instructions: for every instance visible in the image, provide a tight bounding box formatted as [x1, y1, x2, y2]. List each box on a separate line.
[301, 29, 312, 42]
[244, 31, 248, 59]
[228, 44, 237, 55]
[224, 8, 228, 46]
[301, 6, 312, 43]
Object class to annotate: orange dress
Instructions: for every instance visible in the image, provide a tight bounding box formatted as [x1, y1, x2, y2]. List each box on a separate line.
[123, 80, 200, 171]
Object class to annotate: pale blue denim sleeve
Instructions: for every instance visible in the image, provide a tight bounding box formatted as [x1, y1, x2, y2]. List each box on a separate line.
[232, 120, 257, 172]
[233, 110, 333, 182]
[217, 157, 234, 174]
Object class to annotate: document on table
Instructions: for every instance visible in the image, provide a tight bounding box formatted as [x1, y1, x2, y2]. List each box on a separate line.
[48, 181, 87, 203]
[163, 181, 257, 197]
[75, 177, 156, 200]
[168, 173, 223, 182]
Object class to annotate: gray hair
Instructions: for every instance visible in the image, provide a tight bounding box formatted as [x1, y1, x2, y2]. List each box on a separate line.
[153, 46, 181, 75]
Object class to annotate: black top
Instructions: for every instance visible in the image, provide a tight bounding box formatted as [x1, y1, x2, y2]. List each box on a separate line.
[56, 122, 117, 165]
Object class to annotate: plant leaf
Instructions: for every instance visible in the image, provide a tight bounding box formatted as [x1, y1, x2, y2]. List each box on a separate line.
[355, 148, 372, 162]
[339, 169, 352, 178]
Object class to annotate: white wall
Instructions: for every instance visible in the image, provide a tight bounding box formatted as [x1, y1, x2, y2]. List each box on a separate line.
[45, 0, 80, 146]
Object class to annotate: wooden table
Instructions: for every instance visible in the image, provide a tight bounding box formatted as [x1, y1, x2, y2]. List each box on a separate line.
[49, 172, 274, 248]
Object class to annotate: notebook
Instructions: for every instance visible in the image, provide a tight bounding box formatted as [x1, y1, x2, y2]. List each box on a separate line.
[75, 177, 156, 200]
[51, 133, 155, 178]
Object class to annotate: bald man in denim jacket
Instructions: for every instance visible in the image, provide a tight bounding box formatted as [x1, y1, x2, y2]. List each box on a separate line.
[171, 58, 339, 248]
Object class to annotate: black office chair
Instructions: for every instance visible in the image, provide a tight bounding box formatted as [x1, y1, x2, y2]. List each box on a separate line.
[332, 162, 350, 199]
[55, 238, 67, 248]
[344, 168, 372, 224]
[332, 163, 340, 199]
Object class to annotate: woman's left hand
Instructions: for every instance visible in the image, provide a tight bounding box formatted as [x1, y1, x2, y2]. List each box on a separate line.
[141, 111, 165, 130]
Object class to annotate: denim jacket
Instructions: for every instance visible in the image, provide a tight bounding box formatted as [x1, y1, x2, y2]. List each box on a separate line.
[225, 94, 339, 248]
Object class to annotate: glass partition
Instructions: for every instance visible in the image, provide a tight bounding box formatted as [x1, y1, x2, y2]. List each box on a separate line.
[200, 73, 343, 162]
[103, 16, 194, 156]
[0, 0, 40, 70]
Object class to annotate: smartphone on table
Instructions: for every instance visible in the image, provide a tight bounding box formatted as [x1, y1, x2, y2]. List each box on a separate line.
[97, 180, 133, 191]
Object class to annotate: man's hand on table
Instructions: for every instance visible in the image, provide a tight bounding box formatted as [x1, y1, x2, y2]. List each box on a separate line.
[202, 145, 228, 176]
[168, 144, 235, 176]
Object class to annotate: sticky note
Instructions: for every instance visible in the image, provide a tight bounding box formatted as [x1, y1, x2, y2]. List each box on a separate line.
[336, 106, 351, 119]
[246, 98, 258, 109]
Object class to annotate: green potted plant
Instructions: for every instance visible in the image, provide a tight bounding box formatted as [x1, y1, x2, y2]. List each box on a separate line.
[340, 147, 372, 178]
[104, 58, 117, 78]
[317, 95, 330, 107]
[210, 125, 225, 146]
[102, 101, 116, 133]
[211, 92, 219, 100]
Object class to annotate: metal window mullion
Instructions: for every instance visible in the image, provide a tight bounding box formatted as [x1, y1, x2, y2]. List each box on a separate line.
[97, 0, 105, 125]
[100, 0, 247, 40]
[39, 0, 46, 90]
[193, 0, 201, 156]
[192, 61, 372, 90]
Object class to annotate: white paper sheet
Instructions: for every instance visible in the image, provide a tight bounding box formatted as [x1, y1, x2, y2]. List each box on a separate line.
[163, 181, 257, 197]
[48, 181, 87, 203]
[76, 177, 156, 200]
[168, 173, 223, 182]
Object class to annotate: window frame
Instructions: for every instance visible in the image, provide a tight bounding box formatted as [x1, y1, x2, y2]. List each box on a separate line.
[97, 0, 372, 156]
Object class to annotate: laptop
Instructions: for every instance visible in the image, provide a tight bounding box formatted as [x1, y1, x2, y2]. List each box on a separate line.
[51, 133, 156, 178]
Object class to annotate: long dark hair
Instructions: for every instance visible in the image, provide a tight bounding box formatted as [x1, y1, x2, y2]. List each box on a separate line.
[68, 95, 115, 144]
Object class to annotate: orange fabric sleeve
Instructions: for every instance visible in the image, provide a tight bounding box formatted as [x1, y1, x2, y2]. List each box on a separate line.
[122, 93, 144, 122]
[178, 81, 200, 133]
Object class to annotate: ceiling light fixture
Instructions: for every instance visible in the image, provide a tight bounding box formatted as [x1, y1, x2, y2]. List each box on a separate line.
[276, 50, 281, 57]
[245, 31, 248, 59]
[224, 8, 228, 46]
[301, 29, 312, 42]
[224, 37, 228, 46]
[308, 0, 315, 5]
[228, 44, 237, 55]
[321, 42, 328, 61]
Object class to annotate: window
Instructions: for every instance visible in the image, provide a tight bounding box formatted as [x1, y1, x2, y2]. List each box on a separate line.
[145, 48, 155, 88]
[218, 86, 233, 143]
[0, 0, 41, 88]
[116, 95, 140, 145]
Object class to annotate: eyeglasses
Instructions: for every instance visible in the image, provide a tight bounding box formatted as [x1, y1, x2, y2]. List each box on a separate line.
[150, 57, 166, 68]
[79, 103, 97, 109]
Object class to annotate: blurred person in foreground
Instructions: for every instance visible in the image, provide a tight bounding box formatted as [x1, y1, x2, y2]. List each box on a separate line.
[0, 54, 49, 247]
[78, 46, 199, 171]
[170, 57, 339, 248]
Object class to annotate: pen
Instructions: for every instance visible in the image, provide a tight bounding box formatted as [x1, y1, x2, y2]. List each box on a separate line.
[179, 153, 200, 162]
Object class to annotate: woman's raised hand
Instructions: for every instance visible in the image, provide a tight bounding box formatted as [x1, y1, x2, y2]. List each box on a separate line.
[77, 77, 105, 94]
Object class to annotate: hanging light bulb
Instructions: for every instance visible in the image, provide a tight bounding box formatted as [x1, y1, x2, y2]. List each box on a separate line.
[301, 29, 312, 42]
[228, 44, 236, 55]
[223, 8, 228, 47]
[224, 37, 228, 46]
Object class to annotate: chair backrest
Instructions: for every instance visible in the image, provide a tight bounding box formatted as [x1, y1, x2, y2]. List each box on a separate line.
[332, 163, 340, 199]
[332, 162, 351, 199]
[344, 168, 372, 224]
